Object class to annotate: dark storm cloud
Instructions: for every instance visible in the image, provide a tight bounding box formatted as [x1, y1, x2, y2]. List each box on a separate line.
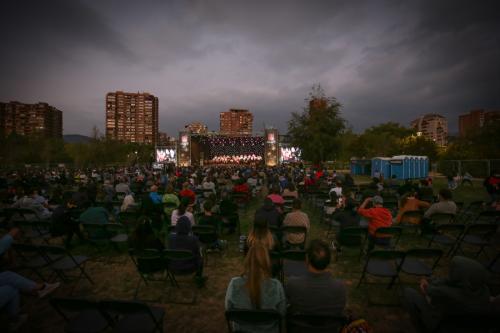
[0, 0, 499, 135]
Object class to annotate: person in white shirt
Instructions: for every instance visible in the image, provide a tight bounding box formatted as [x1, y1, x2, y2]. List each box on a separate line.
[329, 181, 343, 197]
[171, 201, 195, 226]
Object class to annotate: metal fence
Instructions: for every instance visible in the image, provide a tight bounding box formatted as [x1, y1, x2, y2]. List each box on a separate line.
[436, 159, 500, 178]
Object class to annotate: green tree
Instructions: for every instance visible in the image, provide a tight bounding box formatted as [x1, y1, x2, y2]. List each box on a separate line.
[287, 84, 345, 163]
[400, 135, 439, 161]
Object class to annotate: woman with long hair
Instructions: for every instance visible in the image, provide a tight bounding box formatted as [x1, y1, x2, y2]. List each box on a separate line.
[225, 244, 286, 333]
[247, 217, 275, 251]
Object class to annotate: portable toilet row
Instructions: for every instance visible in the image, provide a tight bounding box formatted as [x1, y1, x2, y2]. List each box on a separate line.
[350, 158, 371, 176]
[371, 157, 391, 179]
[389, 155, 429, 180]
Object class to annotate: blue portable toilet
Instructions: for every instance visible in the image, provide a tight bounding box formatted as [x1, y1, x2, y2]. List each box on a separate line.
[409, 156, 416, 179]
[390, 156, 405, 180]
[371, 157, 391, 179]
[350, 158, 371, 176]
[420, 156, 429, 179]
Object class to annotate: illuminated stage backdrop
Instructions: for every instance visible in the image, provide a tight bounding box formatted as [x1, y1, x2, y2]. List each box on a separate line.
[197, 136, 265, 159]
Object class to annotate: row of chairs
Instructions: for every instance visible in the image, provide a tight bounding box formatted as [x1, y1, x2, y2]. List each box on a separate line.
[12, 243, 93, 284]
[50, 297, 164, 333]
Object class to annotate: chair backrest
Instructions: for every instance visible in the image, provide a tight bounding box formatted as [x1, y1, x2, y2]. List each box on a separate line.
[281, 250, 306, 262]
[287, 313, 347, 333]
[404, 248, 443, 269]
[281, 226, 308, 243]
[338, 227, 368, 246]
[474, 210, 500, 224]
[464, 223, 497, 239]
[37, 244, 68, 255]
[225, 309, 282, 333]
[192, 225, 217, 243]
[50, 297, 99, 320]
[430, 213, 455, 225]
[82, 222, 110, 240]
[400, 210, 424, 223]
[99, 300, 161, 328]
[367, 250, 406, 262]
[162, 249, 195, 261]
[130, 248, 165, 274]
[374, 227, 403, 247]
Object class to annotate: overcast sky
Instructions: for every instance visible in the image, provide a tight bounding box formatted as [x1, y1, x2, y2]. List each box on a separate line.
[1, 0, 499, 136]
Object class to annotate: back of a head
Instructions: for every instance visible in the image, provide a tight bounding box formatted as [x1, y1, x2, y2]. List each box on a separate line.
[439, 188, 453, 201]
[176, 216, 192, 235]
[243, 243, 271, 309]
[307, 239, 331, 271]
[203, 200, 213, 213]
[292, 198, 302, 210]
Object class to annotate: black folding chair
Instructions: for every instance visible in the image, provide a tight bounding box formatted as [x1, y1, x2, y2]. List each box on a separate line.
[281, 225, 308, 249]
[459, 200, 484, 222]
[335, 226, 368, 261]
[429, 213, 456, 225]
[358, 250, 405, 289]
[287, 313, 347, 333]
[225, 309, 282, 333]
[99, 299, 165, 333]
[399, 210, 424, 233]
[12, 242, 60, 282]
[399, 248, 443, 278]
[426, 224, 465, 257]
[281, 250, 307, 283]
[452, 223, 497, 258]
[8, 208, 51, 244]
[368, 226, 403, 252]
[37, 244, 94, 284]
[128, 248, 167, 299]
[484, 252, 500, 275]
[192, 225, 220, 265]
[163, 249, 199, 304]
[50, 297, 109, 333]
[473, 210, 500, 224]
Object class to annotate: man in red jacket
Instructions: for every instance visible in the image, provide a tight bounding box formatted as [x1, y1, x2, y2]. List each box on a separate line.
[357, 195, 393, 247]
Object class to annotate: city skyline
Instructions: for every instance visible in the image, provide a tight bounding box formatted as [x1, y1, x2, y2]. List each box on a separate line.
[1, 0, 499, 136]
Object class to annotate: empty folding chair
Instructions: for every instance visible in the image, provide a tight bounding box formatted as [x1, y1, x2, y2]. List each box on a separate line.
[38, 244, 94, 284]
[12, 242, 59, 282]
[399, 248, 443, 278]
[50, 297, 109, 333]
[367, 226, 403, 253]
[192, 225, 220, 265]
[426, 224, 465, 256]
[225, 309, 282, 333]
[452, 223, 497, 258]
[473, 210, 500, 224]
[335, 227, 368, 261]
[99, 299, 165, 333]
[358, 250, 405, 289]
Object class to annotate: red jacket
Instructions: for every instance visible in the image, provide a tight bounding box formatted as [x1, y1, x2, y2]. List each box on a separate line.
[179, 189, 196, 204]
[357, 207, 392, 236]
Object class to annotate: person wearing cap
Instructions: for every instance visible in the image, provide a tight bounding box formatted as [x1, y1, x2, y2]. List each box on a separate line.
[357, 195, 393, 246]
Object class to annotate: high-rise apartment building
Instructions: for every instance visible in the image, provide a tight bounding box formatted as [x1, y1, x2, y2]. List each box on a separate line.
[0, 101, 62, 138]
[106, 91, 158, 145]
[458, 109, 500, 137]
[410, 114, 448, 146]
[185, 122, 208, 134]
[219, 109, 253, 136]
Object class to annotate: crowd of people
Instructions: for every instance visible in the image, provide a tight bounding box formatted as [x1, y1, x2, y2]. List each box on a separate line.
[0, 164, 499, 332]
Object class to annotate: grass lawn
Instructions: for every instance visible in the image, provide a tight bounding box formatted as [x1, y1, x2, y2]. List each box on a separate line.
[14, 179, 494, 333]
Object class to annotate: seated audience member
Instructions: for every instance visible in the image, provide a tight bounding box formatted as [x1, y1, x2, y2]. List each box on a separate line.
[247, 217, 276, 252]
[286, 239, 346, 316]
[282, 199, 310, 246]
[120, 191, 136, 212]
[79, 205, 110, 224]
[396, 192, 430, 224]
[51, 199, 84, 247]
[179, 182, 196, 205]
[423, 188, 457, 219]
[198, 200, 221, 231]
[12, 188, 52, 219]
[329, 181, 343, 198]
[357, 196, 392, 247]
[344, 173, 355, 188]
[225, 243, 286, 333]
[148, 185, 162, 205]
[255, 198, 282, 229]
[171, 200, 195, 226]
[403, 256, 496, 333]
[417, 179, 434, 200]
[233, 178, 250, 196]
[115, 178, 130, 195]
[219, 191, 238, 233]
[201, 176, 216, 198]
[331, 198, 361, 231]
[267, 185, 285, 208]
[162, 185, 180, 216]
[129, 217, 164, 251]
[282, 183, 299, 199]
[1, 231, 60, 330]
[167, 216, 206, 287]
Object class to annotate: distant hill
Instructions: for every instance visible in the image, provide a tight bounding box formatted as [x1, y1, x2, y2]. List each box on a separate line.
[63, 134, 92, 143]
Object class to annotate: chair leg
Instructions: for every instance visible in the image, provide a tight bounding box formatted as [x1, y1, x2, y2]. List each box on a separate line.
[357, 272, 365, 288]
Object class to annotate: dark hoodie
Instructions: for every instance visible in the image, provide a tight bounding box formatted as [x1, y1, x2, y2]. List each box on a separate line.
[167, 216, 201, 272]
[254, 198, 282, 228]
[427, 256, 491, 315]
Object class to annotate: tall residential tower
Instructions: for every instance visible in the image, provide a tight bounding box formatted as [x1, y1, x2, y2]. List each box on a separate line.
[0, 101, 62, 138]
[219, 109, 253, 136]
[105, 91, 158, 144]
